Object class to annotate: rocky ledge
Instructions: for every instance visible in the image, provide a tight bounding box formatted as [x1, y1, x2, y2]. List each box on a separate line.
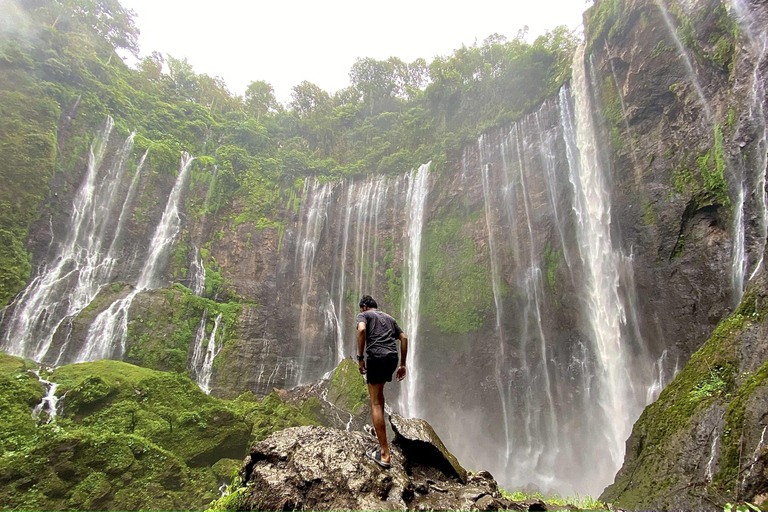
[232, 414, 576, 512]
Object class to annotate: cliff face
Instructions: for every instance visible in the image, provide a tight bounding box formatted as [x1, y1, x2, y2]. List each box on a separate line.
[596, 0, 768, 507]
[2, 0, 768, 501]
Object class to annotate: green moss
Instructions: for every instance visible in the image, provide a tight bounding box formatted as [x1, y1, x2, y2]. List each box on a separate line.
[0, 356, 327, 510]
[207, 483, 250, 512]
[0, 352, 43, 453]
[650, 40, 673, 59]
[421, 217, 494, 334]
[611, 126, 624, 151]
[584, 0, 626, 50]
[671, 126, 730, 208]
[600, 75, 624, 127]
[326, 358, 369, 414]
[0, 88, 59, 308]
[543, 242, 560, 294]
[642, 201, 656, 226]
[247, 392, 320, 443]
[696, 125, 730, 208]
[673, 165, 698, 195]
[711, 36, 734, 68]
[382, 235, 402, 314]
[119, 286, 242, 373]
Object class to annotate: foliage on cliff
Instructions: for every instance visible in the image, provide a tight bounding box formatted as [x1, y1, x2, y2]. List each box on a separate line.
[0, 0, 577, 308]
[0, 354, 319, 511]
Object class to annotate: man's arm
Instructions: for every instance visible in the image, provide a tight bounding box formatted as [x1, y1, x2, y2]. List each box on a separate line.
[396, 332, 408, 381]
[357, 321, 366, 374]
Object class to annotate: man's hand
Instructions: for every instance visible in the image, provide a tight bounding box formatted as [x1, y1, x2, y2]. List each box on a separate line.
[358, 360, 366, 375]
[396, 365, 406, 381]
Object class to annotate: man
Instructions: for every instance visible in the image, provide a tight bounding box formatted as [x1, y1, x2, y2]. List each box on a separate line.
[356, 295, 407, 468]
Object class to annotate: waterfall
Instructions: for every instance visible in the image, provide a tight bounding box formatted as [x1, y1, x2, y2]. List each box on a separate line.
[732, 0, 768, 286]
[1, 118, 141, 363]
[104, 150, 148, 273]
[399, 163, 430, 418]
[189, 246, 206, 296]
[76, 153, 195, 363]
[564, 43, 634, 472]
[706, 431, 721, 482]
[138, 153, 195, 289]
[188, 310, 208, 382]
[296, 179, 335, 385]
[193, 313, 223, 394]
[31, 370, 60, 424]
[333, 184, 355, 363]
[477, 138, 513, 468]
[733, 186, 747, 303]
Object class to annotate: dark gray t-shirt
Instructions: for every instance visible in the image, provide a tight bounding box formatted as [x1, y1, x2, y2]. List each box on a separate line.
[356, 309, 403, 357]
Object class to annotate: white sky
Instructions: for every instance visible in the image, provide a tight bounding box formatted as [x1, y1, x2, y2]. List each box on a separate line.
[120, 0, 594, 105]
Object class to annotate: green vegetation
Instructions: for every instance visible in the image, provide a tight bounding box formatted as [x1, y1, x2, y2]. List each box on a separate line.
[421, 217, 494, 334]
[667, 1, 738, 72]
[499, 488, 607, 510]
[650, 40, 674, 59]
[0, 353, 319, 511]
[642, 201, 657, 226]
[124, 285, 243, 373]
[326, 358, 369, 414]
[670, 125, 730, 208]
[695, 124, 730, 207]
[0, 0, 578, 309]
[0, 88, 58, 307]
[584, 0, 626, 50]
[543, 242, 560, 294]
[382, 235, 403, 314]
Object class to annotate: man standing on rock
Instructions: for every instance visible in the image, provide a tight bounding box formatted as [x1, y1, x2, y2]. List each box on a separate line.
[357, 295, 407, 468]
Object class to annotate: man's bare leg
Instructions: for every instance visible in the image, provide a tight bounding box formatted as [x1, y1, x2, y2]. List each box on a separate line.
[367, 382, 390, 463]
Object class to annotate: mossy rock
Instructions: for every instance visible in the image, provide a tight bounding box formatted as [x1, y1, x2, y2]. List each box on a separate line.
[52, 360, 252, 467]
[0, 352, 43, 453]
[0, 357, 322, 510]
[326, 358, 369, 414]
[247, 392, 321, 443]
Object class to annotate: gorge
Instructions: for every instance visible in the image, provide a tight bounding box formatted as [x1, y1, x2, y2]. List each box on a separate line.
[1, 0, 768, 509]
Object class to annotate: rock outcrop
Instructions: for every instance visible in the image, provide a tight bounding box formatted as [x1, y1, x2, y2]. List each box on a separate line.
[235, 420, 563, 512]
[600, 275, 768, 510]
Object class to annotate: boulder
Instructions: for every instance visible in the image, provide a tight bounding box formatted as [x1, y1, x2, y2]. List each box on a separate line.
[390, 412, 468, 483]
[238, 424, 539, 511]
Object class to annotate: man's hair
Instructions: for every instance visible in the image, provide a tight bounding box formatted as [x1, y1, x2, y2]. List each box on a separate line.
[359, 295, 378, 309]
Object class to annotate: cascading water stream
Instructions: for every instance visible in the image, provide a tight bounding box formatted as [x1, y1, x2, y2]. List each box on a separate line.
[189, 310, 209, 381]
[189, 246, 206, 297]
[477, 138, 512, 467]
[104, 150, 148, 274]
[563, 43, 634, 472]
[733, 187, 748, 304]
[296, 179, 335, 385]
[31, 370, 60, 424]
[77, 153, 195, 363]
[1, 118, 142, 363]
[731, 0, 768, 286]
[514, 126, 560, 468]
[196, 313, 223, 394]
[399, 163, 430, 418]
[333, 184, 355, 363]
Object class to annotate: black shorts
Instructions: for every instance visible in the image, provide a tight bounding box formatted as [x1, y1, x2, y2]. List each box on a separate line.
[366, 353, 399, 384]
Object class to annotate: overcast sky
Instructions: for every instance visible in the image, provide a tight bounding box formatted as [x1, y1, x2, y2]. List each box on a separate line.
[120, 0, 594, 105]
